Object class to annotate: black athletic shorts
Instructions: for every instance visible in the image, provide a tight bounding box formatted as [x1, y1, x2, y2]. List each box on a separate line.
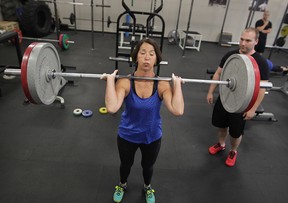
[212, 97, 246, 138]
[255, 39, 266, 53]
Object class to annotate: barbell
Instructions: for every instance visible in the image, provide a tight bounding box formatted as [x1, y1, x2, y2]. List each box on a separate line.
[14, 29, 74, 50]
[228, 41, 288, 49]
[64, 13, 116, 28]
[39, 0, 111, 7]
[4, 42, 273, 113]
[109, 56, 168, 65]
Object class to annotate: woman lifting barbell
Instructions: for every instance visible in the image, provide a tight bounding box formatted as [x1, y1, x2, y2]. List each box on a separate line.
[101, 38, 184, 203]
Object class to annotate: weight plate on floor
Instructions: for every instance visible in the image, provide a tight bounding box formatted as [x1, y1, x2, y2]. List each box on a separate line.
[219, 54, 259, 113]
[99, 107, 108, 114]
[82, 110, 93, 117]
[21, 42, 63, 104]
[73, 108, 83, 116]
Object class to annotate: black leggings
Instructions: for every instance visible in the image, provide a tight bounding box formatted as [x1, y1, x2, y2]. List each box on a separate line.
[117, 135, 161, 186]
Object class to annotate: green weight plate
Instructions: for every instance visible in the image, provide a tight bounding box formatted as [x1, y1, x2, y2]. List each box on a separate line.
[62, 34, 70, 50]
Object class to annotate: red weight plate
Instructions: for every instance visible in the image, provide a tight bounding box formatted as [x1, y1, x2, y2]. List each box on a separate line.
[16, 29, 23, 44]
[220, 54, 256, 113]
[58, 34, 63, 49]
[244, 55, 260, 112]
[10, 29, 22, 45]
[21, 42, 39, 104]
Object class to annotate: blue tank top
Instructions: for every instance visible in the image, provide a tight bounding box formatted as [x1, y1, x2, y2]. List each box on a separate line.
[118, 80, 162, 144]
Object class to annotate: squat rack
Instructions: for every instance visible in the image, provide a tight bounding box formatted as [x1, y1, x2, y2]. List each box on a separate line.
[268, 3, 288, 58]
[114, 0, 165, 75]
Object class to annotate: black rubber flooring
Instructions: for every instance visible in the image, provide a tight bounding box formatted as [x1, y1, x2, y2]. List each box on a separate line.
[0, 30, 288, 203]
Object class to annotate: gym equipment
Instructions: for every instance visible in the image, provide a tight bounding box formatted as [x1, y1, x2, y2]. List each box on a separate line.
[99, 107, 108, 114]
[19, 1, 52, 38]
[82, 110, 93, 117]
[252, 104, 277, 122]
[4, 42, 273, 113]
[181, 0, 198, 57]
[271, 80, 288, 96]
[73, 108, 83, 116]
[269, 4, 288, 59]
[109, 57, 168, 65]
[41, 0, 110, 50]
[185, 36, 194, 46]
[275, 36, 286, 47]
[39, 0, 110, 6]
[179, 31, 202, 52]
[64, 13, 116, 28]
[15, 29, 74, 50]
[115, 0, 165, 75]
[245, 0, 258, 28]
[167, 0, 182, 45]
[206, 68, 277, 122]
[281, 25, 288, 37]
[218, 0, 231, 46]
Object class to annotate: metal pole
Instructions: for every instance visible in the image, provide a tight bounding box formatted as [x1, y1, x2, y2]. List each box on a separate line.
[219, 0, 230, 45]
[21, 36, 74, 44]
[175, 0, 183, 37]
[182, 0, 194, 57]
[91, 0, 95, 50]
[245, 0, 257, 28]
[73, 0, 77, 31]
[248, 0, 258, 28]
[102, 0, 104, 34]
[53, 0, 60, 39]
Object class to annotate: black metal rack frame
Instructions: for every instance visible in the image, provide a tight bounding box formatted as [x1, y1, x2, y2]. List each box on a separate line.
[115, 0, 165, 75]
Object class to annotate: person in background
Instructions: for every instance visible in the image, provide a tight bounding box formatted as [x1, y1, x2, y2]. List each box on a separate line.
[102, 38, 184, 203]
[266, 58, 288, 75]
[255, 10, 272, 55]
[206, 28, 269, 167]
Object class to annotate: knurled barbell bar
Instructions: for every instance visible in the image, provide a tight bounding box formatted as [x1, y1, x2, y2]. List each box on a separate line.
[14, 29, 74, 50]
[39, 0, 111, 7]
[109, 57, 168, 65]
[4, 42, 273, 113]
[64, 13, 116, 28]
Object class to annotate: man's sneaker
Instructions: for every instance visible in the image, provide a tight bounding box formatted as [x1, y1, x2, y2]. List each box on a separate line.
[143, 185, 155, 203]
[113, 184, 127, 203]
[208, 143, 225, 155]
[225, 150, 237, 167]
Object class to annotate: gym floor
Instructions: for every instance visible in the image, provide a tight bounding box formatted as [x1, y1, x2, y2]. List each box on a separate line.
[0, 31, 288, 203]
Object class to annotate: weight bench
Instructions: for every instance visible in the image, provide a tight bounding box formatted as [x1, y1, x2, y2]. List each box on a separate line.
[252, 104, 277, 122]
[271, 79, 288, 96]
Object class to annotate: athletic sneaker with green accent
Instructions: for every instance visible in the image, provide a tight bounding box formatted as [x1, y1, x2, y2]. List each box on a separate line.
[225, 150, 237, 167]
[143, 186, 155, 203]
[113, 184, 127, 203]
[208, 143, 225, 155]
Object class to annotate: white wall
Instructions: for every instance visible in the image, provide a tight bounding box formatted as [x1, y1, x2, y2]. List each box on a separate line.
[49, 0, 287, 46]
